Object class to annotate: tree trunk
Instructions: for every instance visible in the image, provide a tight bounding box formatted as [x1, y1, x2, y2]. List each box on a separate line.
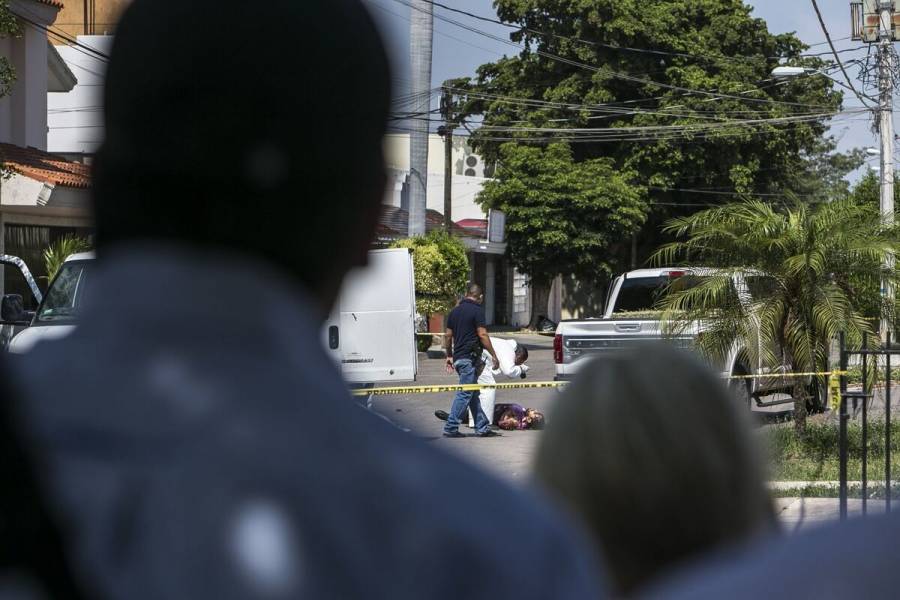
[529, 280, 552, 331]
[793, 381, 808, 434]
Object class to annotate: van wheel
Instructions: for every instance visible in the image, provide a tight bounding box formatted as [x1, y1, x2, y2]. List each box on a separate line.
[730, 364, 752, 411]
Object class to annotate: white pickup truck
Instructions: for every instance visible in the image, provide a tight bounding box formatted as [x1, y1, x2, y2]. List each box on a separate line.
[554, 267, 822, 411]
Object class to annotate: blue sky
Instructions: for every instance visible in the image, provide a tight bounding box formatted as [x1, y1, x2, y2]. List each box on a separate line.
[366, 0, 883, 177]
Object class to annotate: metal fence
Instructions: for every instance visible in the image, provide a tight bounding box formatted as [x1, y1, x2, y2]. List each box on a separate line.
[838, 332, 894, 519]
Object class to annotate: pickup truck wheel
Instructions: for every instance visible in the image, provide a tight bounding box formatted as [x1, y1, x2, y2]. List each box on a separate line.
[729, 365, 752, 411]
[805, 379, 827, 414]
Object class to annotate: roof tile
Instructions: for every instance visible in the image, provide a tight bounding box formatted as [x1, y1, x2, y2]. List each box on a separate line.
[379, 205, 480, 239]
[0, 143, 91, 189]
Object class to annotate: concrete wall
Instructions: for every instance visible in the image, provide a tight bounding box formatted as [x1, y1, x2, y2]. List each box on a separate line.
[383, 135, 490, 221]
[0, 172, 49, 206]
[1, 172, 91, 212]
[44, 186, 91, 209]
[47, 35, 111, 155]
[384, 133, 491, 178]
[559, 275, 607, 320]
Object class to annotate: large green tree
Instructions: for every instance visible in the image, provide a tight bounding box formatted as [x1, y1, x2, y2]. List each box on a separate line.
[478, 142, 646, 326]
[454, 0, 848, 284]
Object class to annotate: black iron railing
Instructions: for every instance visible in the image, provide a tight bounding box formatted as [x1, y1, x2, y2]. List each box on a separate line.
[838, 332, 895, 520]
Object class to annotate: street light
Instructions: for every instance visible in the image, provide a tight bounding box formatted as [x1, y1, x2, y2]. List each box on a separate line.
[771, 66, 817, 79]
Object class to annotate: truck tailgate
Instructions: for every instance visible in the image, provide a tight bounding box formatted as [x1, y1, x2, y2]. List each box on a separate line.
[559, 319, 696, 373]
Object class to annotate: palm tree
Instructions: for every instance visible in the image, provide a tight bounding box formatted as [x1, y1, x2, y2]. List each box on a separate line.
[43, 235, 92, 282]
[652, 198, 900, 432]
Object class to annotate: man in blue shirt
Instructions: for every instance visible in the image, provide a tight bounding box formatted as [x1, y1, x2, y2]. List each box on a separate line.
[443, 284, 500, 437]
[12, 1, 607, 598]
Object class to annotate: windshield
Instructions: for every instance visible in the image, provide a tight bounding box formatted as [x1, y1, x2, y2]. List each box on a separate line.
[612, 275, 706, 313]
[35, 261, 91, 324]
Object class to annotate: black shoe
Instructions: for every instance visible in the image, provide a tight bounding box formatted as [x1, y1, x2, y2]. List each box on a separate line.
[434, 410, 449, 421]
[476, 430, 501, 438]
[443, 431, 466, 438]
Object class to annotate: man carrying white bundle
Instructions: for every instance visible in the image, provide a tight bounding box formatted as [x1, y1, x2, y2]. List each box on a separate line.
[470, 337, 530, 427]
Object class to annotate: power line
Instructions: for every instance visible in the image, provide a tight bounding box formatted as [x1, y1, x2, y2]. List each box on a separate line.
[404, 0, 863, 68]
[809, 0, 874, 108]
[366, 0, 504, 56]
[11, 7, 110, 62]
[393, 0, 837, 111]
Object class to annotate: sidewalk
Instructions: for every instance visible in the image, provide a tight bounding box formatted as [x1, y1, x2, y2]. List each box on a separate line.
[775, 497, 889, 531]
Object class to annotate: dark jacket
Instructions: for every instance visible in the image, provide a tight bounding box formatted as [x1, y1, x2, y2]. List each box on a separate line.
[15, 246, 605, 599]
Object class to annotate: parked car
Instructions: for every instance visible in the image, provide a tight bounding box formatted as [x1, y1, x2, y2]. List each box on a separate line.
[553, 268, 823, 411]
[0, 254, 44, 350]
[8, 251, 92, 354]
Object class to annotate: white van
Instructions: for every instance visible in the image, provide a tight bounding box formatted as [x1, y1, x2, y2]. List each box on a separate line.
[10, 249, 419, 387]
[323, 247, 418, 384]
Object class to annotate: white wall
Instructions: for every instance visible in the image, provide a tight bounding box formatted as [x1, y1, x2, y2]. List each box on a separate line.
[0, 172, 91, 211]
[0, 172, 48, 206]
[0, 0, 61, 150]
[384, 133, 490, 177]
[47, 35, 112, 155]
[383, 134, 490, 221]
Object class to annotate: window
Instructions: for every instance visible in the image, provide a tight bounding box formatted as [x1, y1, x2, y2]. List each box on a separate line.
[36, 261, 91, 324]
[513, 270, 529, 313]
[613, 275, 711, 313]
[745, 275, 778, 300]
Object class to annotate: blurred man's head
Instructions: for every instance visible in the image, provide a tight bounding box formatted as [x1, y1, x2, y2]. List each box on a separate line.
[93, 0, 390, 314]
[465, 284, 484, 304]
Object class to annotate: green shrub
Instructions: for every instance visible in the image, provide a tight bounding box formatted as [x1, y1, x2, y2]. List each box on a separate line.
[391, 231, 469, 317]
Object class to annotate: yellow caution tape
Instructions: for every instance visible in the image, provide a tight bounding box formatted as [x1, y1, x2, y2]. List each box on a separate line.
[829, 373, 842, 411]
[351, 370, 849, 396]
[725, 370, 847, 380]
[351, 381, 567, 396]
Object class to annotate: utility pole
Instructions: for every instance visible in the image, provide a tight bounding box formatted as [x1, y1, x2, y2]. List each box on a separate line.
[408, 0, 433, 237]
[439, 87, 453, 232]
[879, 0, 895, 343]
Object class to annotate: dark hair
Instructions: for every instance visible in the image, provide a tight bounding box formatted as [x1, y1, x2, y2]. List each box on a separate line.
[535, 344, 775, 595]
[93, 0, 391, 290]
[515, 345, 529, 363]
[466, 283, 483, 297]
[0, 368, 86, 598]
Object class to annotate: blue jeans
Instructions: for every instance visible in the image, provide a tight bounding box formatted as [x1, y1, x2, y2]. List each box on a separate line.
[444, 358, 490, 435]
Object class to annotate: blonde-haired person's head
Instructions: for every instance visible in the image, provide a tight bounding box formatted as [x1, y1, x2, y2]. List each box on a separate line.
[534, 344, 775, 596]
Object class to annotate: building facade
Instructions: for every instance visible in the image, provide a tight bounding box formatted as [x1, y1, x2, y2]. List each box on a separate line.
[0, 0, 93, 301]
[52, 0, 129, 37]
[382, 133, 531, 328]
